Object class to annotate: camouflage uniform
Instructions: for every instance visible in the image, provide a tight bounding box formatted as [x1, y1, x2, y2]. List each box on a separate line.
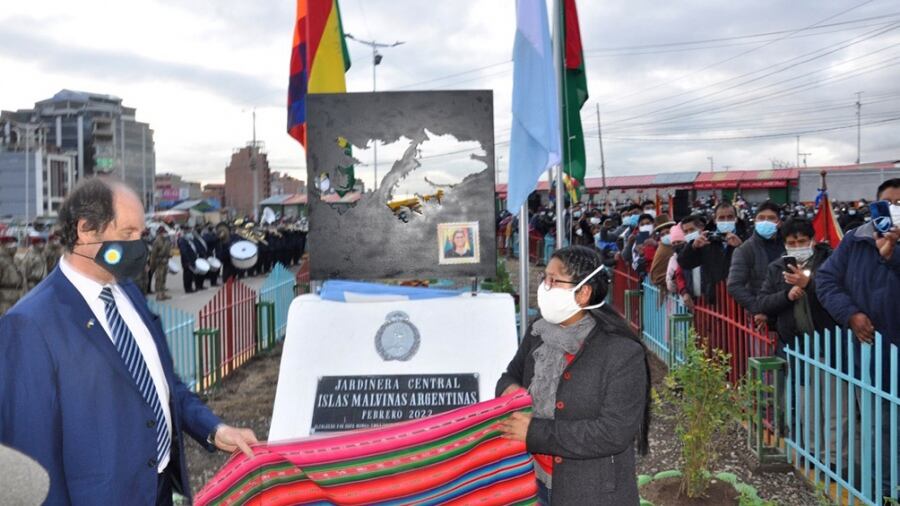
[0, 245, 23, 315]
[19, 244, 47, 292]
[45, 241, 63, 273]
[149, 233, 172, 301]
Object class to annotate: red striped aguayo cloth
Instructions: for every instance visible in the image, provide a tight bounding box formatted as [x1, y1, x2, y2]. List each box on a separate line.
[195, 392, 537, 505]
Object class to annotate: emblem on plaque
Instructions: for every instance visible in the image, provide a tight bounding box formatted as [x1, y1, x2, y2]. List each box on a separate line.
[375, 311, 421, 361]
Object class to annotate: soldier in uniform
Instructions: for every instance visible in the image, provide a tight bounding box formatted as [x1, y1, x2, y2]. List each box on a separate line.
[20, 233, 48, 293]
[149, 228, 172, 301]
[45, 232, 63, 273]
[0, 235, 23, 315]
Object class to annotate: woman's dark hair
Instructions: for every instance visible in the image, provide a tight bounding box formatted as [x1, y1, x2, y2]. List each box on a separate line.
[57, 178, 116, 252]
[550, 246, 609, 305]
[551, 246, 652, 454]
[781, 217, 815, 241]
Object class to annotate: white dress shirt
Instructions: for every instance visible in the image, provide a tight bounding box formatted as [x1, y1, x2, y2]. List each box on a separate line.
[59, 257, 172, 472]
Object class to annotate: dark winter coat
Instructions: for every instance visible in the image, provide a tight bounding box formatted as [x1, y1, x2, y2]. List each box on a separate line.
[676, 238, 737, 303]
[727, 232, 785, 314]
[757, 243, 836, 356]
[496, 307, 649, 505]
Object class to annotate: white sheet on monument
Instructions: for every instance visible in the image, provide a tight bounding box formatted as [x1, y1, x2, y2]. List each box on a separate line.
[269, 292, 520, 441]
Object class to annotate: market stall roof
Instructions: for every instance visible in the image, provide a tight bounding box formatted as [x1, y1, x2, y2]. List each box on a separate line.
[172, 199, 218, 211]
[694, 169, 798, 189]
[259, 194, 293, 206]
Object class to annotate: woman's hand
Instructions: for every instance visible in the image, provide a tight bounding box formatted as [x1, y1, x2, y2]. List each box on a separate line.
[501, 384, 523, 397]
[498, 411, 532, 442]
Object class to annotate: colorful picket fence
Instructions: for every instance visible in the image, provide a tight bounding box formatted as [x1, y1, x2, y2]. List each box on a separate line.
[259, 263, 296, 342]
[785, 330, 899, 505]
[147, 299, 198, 392]
[608, 261, 900, 505]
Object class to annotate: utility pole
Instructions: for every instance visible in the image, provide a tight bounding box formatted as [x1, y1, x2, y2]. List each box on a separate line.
[796, 136, 800, 167]
[345, 34, 404, 192]
[855, 91, 862, 164]
[707, 156, 714, 172]
[596, 104, 608, 204]
[799, 152, 812, 167]
[251, 109, 258, 221]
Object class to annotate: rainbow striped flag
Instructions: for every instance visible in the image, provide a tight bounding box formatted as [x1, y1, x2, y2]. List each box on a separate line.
[195, 392, 537, 505]
[288, 0, 351, 147]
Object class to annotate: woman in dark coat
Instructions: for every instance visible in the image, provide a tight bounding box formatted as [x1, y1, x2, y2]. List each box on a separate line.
[497, 246, 651, 505]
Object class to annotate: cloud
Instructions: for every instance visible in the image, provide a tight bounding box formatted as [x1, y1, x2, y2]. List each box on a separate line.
[0, 27, 282, 107]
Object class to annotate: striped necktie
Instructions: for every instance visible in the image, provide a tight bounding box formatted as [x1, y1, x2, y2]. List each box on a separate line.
[99, 286, 170, 467]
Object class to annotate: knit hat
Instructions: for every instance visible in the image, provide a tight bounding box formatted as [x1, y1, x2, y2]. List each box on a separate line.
[669, 224, 685, 243]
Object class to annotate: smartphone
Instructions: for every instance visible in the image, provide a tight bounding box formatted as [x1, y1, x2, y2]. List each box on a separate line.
[783, 256, 797, 270]
[636, 231, 650, 245]
[870, 200, 893, 235]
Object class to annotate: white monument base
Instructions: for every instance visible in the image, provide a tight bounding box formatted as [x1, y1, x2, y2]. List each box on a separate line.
[269, 292, 519, 441]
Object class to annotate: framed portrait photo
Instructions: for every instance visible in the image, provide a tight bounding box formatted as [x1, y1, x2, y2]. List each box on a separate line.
[438, 222, 480, 265]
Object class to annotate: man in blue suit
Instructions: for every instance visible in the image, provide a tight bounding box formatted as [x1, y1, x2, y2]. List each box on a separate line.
[0, 179, 258, 505]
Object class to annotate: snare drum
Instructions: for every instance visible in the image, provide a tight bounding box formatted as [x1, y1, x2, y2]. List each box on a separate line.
[207, 256, 222, 271]
[230, 240, 258, 270]
[167, 258, 182, 274]
[193, 258, 211, 275]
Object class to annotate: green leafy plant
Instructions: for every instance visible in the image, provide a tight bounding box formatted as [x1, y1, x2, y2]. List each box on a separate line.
[660, 331, 759, 499]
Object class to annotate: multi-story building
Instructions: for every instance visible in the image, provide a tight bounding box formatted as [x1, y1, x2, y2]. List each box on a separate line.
[0, 90, 156, 216]
[270, 171, 305, 196]
[225, 142, 270, 218]
[202, 183, 226, 208]
[154, 173, 203, 209]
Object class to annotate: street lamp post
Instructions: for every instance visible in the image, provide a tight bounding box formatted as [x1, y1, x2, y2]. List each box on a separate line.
[345, 33, 404, 192]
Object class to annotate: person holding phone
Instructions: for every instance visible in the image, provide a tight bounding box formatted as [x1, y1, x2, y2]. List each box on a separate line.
[727, 201, 785, 329]
[816, 178, 900, 500]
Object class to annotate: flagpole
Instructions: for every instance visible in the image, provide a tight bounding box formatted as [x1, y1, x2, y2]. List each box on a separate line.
[553, 0, 565, 249]
[518, 202, 530, 341]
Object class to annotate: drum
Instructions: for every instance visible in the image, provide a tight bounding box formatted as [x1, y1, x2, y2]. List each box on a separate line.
[207, 256, 222, 271]
[193, 258, 211, 275]
[167, 258, 181, 274]
[230, 240, 258, 270]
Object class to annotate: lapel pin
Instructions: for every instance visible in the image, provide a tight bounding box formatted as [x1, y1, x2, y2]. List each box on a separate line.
[87, 318, 95, 329]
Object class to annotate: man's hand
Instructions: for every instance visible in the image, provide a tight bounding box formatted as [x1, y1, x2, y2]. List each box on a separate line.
[498, 411, 532, 443]
[788, 286, 805, 301]
[692, 232, 710, 250]
[875, 226, 899, 261]
[849, 312, 875, 344]
[725, 233, 743, 248]
[681, 293, 695, 311]
[213, 425, 259, 457]
[753, 314, 768, 331]
[501, 384, 523, 397]
[783, 264, 810, 288]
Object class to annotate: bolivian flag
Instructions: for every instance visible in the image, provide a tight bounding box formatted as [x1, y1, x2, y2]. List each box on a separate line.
[288, 0, 352, 147]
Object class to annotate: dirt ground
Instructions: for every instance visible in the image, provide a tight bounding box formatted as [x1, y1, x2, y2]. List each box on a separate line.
[184, 344, 283, 494]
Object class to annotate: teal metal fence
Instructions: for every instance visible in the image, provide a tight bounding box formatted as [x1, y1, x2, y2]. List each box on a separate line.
[259, 263, 296, 342]
[147, 300, 198, 392]
[628, 276, 899, 505]
[784, 330, 899, 505]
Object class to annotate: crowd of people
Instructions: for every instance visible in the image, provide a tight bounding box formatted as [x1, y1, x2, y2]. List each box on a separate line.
[500, 179, 900, 499]
[0, 216, 307, 314]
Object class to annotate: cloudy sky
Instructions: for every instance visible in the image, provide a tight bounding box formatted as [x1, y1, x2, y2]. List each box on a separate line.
[1, 0, 898, 187]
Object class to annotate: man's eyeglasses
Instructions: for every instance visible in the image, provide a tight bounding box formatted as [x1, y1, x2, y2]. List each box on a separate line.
[539, 272, 577, 289]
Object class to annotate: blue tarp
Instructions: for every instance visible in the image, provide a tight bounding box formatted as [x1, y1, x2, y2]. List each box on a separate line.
[319, 280, 463, 302]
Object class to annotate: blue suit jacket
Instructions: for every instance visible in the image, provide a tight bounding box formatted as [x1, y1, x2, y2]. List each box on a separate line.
[0, 267, 221, 505]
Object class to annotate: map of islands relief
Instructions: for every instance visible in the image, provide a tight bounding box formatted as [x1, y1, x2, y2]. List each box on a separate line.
[306, 91, 497, 280]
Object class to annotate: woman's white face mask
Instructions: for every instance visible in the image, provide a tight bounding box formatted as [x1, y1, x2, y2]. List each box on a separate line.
[537, 264, 607, 324]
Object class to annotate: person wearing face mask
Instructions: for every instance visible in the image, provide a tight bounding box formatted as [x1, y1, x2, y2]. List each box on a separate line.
[496, 246, 650, 506]
[648, 219, 676, 292]
[177, 224, 199, 293]
[0, 178, 258, 506]
[0, 235, 23, 316]
[727, 201, 785, 328]
[816, 178, 900, 500]
[625, 213, 656, 274]
[838, 203, 865, 232]
[677, 203, 744, 305]
[756, 218, 842, 473]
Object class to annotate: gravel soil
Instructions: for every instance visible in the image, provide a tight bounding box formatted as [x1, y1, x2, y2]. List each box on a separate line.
[638, 354, 824, 506]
